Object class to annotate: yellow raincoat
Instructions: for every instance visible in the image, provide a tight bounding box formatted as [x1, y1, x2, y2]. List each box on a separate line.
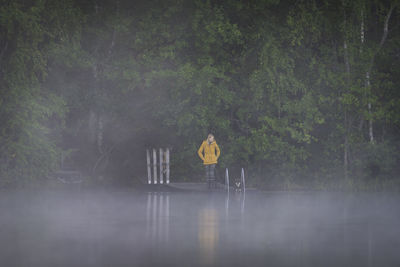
[197, 140, 220, 165]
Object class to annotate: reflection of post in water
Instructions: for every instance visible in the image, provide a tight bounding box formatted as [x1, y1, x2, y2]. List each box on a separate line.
[241, 191, 245, 215]
[198, 208, 219, 265]
[146, 192, 169, 243]
[225, 191, 246, 217]
[368, 222, 373, 267]
[225, 193, 229, 217]
[224, 167, 246, 217]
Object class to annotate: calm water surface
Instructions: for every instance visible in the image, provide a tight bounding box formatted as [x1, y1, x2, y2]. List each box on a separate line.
[1, 190, 399, 266]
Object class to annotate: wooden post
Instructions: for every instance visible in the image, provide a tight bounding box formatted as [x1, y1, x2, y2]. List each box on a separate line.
[153, 149, 157, 184]
[166, 148, 170, 184]
[146, 149, 151, 184]
[159, 148, 164, 184]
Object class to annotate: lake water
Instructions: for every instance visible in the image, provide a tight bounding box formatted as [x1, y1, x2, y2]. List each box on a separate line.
[1, 190, 399, 266]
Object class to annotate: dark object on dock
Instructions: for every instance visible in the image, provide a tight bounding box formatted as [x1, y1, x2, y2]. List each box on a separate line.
[143, 168, 247, 193]
[140, 182, 228, 192]
[168, 182, 227, 192]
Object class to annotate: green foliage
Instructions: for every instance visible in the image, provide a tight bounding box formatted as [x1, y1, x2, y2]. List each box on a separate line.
[0, 0, 80, 187]
[0, 0, 399, 190]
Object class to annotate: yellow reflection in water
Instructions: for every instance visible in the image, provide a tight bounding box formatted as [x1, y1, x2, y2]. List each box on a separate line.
[198, 208, 219, 265]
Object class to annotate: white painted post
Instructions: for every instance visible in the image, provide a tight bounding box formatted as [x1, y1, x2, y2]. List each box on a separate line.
[153, 149, 157, 184]
[225, 168, 229, 193]
[166, 148, 170, 184]
[241, 168, 246, 193]
[147, 149, 151, 184]
[159, 148, 164, 184]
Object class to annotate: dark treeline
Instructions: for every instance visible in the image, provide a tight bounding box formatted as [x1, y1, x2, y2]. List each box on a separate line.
[1, 0, 399, 190]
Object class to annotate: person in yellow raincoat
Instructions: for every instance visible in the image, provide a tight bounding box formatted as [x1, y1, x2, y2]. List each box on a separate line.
[197, 134, 221, 188]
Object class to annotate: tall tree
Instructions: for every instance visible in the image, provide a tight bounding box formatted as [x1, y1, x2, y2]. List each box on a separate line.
[0, 0, 81, 186]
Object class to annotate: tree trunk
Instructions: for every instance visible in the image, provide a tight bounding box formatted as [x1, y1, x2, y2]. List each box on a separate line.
[366, 72, 374, 143]
[343, 4, 351, 180]
[364, 3, 397, 143]
[88, 110, 97, 143]
[97, 115, 104, 154]
[343, 38, 350, 180]
[344, 109, 349, 180]
[361, 10, 374, 143]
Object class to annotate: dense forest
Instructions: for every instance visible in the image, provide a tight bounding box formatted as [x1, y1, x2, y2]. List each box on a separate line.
[1, 0, 399, 190]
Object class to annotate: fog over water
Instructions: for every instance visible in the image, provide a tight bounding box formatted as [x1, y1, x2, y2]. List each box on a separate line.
[1, 190, 399, 267]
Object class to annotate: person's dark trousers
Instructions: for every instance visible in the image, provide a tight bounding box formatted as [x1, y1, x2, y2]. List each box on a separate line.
[205, 164, 216, 189]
